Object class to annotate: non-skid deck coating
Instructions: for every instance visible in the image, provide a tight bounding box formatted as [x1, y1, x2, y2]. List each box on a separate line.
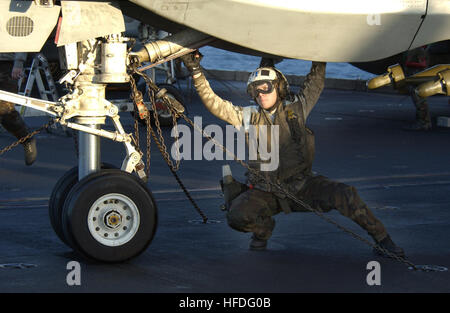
[1, 79, 449, 293]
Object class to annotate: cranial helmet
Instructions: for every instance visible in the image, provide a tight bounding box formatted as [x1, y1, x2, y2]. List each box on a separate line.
[246, 67, 290, 101]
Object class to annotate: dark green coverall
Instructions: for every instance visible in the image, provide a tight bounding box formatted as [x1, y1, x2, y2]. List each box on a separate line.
[192, 62, 389, 244]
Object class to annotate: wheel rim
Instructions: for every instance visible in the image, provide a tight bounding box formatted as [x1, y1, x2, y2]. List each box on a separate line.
[87, 193, 140, 247]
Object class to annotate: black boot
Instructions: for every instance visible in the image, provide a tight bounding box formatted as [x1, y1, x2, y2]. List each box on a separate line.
[373, 235, 405, 258]
[22, 137, 37, 166]
[1, 110, 37, 165]
[249, 234, 267, 251]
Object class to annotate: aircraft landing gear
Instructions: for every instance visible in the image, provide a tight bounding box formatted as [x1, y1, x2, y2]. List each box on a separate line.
[60, 169, 157, 263]
[48, 163, 116, 246]
[47, 36, 158, 262]
[48, 137, 158, 262]
[0, 28, 207, 263]
[48, 139, 158, 262]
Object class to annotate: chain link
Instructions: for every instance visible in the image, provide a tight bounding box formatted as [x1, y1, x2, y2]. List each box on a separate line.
[180, 108, 419, 269]
[129, 66, 207, 223]
[0, 69, 420, 270]
[129, 73, 153, 179]
[126, 59, 424, 269]
[0, 119, 56, 156]
[141, 75, 418, 270]
[145, 114, 152, 178]
[135, 69, 181, 172]
[148, 122, 208, 223]
[129, 74, 141, 148]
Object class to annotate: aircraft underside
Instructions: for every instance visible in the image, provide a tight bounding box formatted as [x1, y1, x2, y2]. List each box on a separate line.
[0, 0, 448, 262]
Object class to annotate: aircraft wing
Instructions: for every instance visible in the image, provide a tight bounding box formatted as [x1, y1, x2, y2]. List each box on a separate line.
[123, 0, 450, 62]
[0, 0, 449, 63]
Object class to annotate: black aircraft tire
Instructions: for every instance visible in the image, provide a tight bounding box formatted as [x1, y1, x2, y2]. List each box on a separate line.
[48, 163, 116, 246]
[61, 169, 157, 263]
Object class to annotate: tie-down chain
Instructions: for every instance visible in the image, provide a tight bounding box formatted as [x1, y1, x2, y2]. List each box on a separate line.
[132, 66, 450, 273]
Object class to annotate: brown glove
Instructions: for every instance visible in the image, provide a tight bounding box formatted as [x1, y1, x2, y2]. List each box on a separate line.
[180, 50, 203, 75]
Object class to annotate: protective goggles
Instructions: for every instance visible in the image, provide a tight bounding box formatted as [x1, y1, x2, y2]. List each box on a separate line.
[246, 80, 276, 98]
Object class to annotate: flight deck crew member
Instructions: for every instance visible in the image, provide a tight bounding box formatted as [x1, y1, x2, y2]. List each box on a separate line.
[0, 53, 37, 165]
[181, 51, 404, 258]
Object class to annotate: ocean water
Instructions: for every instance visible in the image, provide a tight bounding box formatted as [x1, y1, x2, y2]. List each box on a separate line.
[199, 46, 376, 80]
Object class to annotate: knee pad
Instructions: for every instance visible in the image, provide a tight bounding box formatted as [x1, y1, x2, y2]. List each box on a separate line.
[226, 208, 249, 232]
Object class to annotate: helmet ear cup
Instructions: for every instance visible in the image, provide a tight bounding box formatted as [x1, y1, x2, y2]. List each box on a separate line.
[274, 69, 290, 100]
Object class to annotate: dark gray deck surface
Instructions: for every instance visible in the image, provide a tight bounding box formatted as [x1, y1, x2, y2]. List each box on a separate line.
[1, 79, 449, 293]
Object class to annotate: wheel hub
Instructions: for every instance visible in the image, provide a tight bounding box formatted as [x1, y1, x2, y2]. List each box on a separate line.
[105, 211, 122, 229]
[87, 193, 140, 246]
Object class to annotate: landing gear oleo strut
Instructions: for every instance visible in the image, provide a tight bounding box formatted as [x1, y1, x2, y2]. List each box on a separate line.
[0, 28, 210, 262]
